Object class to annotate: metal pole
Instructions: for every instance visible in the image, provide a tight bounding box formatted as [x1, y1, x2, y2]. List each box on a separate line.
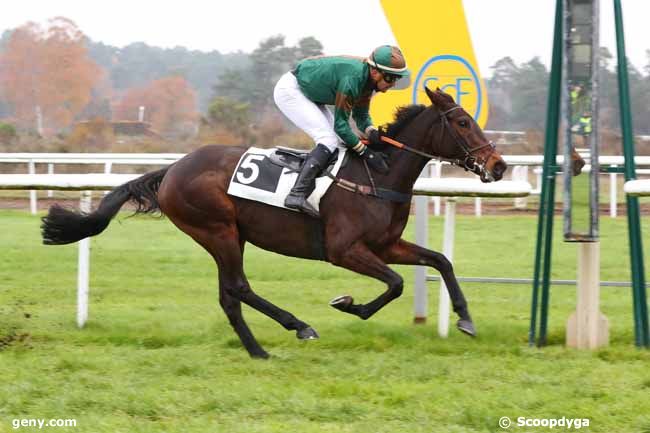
[614, 0, 649, 347]
[590, 0, 601, 239]
[530, 0, 563, 346]
[562, 0, 573, 239]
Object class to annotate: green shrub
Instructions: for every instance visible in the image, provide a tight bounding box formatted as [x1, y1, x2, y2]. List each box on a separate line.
[0, 122, 17, 144]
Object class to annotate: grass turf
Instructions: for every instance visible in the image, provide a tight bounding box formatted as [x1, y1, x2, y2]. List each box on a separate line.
[1, 209, 650, 432]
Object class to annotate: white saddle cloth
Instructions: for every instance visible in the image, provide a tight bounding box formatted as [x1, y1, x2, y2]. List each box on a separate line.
[227, 146, 347, 212]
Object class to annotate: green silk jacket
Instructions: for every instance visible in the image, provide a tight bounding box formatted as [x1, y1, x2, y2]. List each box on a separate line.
[293, 56, 374, 146]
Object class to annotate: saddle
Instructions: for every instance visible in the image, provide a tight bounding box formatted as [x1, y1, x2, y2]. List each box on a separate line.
[227, 145, 350, 216]
[268, 146, 344, 173]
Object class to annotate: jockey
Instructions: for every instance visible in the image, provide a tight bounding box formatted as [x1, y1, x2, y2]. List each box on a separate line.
[273, 45, 409, 217]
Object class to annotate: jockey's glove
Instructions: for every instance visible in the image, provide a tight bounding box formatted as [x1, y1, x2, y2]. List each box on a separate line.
[351, 140, 389, 174]
[366, 127, 383, 147]
[360, 147, 390, 174]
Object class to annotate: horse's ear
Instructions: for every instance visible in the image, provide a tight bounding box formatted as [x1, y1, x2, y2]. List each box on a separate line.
[425, 86, 455, 108]
[425, 86, 437, 105]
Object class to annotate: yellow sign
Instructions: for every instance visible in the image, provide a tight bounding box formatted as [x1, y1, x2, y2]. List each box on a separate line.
[372, 0, 489, 128]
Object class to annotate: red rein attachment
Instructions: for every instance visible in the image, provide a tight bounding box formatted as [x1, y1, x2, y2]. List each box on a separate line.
[361, 136, 405, 149]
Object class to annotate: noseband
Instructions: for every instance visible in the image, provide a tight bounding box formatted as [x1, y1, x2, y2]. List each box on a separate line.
[436, 106, 497, 180]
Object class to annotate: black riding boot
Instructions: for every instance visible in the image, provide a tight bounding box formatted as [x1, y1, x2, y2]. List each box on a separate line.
[284, 144, 332, 218]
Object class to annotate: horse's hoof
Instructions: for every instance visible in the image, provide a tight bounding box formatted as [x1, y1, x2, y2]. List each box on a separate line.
[329, 295, 353, 312]
[250, 350, 270, 359]
[296, 327, 319, 340]
[457, 319, 476, 337]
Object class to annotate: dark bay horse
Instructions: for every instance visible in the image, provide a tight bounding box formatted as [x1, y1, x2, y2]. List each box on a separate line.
[42, 87, 507, 358]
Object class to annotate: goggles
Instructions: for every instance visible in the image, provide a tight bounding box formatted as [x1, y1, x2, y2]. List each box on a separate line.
[381, 72, 400, 84]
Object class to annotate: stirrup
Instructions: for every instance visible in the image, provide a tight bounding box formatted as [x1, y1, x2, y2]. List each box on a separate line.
[285, 194, 320, 218]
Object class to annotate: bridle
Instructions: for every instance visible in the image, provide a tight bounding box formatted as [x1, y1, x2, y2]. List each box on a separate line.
[378, 105, 497, 181]
[328, 104, 498, 203]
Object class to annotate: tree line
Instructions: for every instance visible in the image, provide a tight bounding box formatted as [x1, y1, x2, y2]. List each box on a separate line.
[486, 48, 650, 135]
[0, 16, 649, 152]
[0, 17, 322, 147]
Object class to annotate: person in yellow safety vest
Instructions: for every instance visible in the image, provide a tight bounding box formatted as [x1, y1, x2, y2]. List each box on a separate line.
[578, 112, 592, 136]
[570, 84, 584, 125]
[571, 84, 582, 106]
[574, 111, 592, 148]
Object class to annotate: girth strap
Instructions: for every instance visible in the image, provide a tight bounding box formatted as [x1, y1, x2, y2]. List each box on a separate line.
[323, 171, 412, 204]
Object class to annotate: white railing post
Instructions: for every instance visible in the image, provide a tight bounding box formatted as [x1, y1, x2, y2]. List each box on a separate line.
[104, 162, 113, 196]
[513, 165, 529, 209]
[438, 197, 456, 338]
[77, 191, 92, 328]
[28, 160, 37, 214]
[610, 166, 617, 218]
[432, 162, 442, 216]
[475, 197, 482, 217]
[47, 163, 54, 197]
[414, 195, 428, 323]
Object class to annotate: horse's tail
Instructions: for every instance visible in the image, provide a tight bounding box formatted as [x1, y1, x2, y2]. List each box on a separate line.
[41, 167, 170, 245]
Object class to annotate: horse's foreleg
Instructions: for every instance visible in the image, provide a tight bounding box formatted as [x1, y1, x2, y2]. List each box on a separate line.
[187, 223, 317, 357]
[383, 239, 475, 336]
[329, 243, 404, 320]
[208, 227, 318, 344]
[232, 272, 319, 340]
[218, 275, 269, 359]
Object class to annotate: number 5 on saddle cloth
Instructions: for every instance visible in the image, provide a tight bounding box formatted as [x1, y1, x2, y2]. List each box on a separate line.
[227, 146, 348, 213]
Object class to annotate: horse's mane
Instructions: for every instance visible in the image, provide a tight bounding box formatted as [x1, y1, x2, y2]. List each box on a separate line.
[368, 105, 427, 154]
[382, 104, 427, 138]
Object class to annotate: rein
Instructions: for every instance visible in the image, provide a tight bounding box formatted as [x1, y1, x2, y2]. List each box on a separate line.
[382, 106, 496, 178]
[326, 104, 497, 203]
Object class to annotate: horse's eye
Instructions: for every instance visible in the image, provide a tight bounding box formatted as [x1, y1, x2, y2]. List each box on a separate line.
[458, 120, 469, 128]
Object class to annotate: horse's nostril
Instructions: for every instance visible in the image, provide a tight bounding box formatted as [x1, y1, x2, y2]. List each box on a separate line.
[493, 161, 507, 179]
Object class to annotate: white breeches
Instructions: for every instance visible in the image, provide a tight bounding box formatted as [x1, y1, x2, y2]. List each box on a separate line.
[273, 71, 340, 151]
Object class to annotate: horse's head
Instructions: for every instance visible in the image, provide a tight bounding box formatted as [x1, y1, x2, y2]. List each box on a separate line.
[425, 87, 507, 182]
[570, 147, 586, 176]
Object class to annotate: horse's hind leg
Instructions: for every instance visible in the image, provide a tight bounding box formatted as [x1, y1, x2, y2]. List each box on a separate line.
[383, 239, 475, 336]
[328, 242, 405, 320]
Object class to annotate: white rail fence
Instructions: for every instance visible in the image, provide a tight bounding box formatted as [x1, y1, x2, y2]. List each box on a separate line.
[0, 153, 179, 213]
[411, 178, 532, 337]
[624, 179, 650, 196]
[0, 174, 140, 328]
[3, 153, 649, 216]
